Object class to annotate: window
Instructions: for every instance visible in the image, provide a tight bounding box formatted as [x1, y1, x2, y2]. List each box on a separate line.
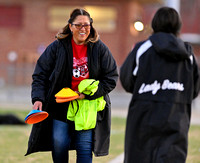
[48, 6, 117, 32]
[84, 6, 117, 32]
[48, 6, 72, 31]
[0, 5, 23, 28]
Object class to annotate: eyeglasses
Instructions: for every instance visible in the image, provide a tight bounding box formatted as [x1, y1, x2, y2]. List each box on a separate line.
[72, 23, 91, 30]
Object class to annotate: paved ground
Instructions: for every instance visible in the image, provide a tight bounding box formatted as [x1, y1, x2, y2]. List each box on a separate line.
[0, 86, 200, 124]
[0, 86, 132, 110]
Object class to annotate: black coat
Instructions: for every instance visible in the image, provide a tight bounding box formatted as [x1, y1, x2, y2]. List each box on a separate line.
[25, 37, 118, 156]
[120, 32, 200, 163]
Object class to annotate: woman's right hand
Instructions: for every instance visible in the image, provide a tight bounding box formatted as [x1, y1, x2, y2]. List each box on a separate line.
[33, 101, 43, 111]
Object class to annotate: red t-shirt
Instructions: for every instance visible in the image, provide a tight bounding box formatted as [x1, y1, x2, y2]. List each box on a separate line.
[71, 39, 89, 91]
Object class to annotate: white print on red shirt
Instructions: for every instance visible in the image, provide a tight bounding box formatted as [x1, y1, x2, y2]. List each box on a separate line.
[72, 57, 89, 78]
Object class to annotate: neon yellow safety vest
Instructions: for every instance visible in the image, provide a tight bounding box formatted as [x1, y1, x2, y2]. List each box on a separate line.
[67, 79, 106, 131]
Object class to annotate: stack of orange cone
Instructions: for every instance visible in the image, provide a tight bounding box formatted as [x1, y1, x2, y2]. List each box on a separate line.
[25, 110, 49, 124]
[55, 88, 79, 103]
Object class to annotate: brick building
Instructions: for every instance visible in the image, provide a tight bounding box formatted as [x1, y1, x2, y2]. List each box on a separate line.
[0, 0, 199, 86]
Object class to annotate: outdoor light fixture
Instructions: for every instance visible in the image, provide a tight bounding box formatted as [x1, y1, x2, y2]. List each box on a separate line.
[130, 20, 145, 36]
[134, 21, 144, 32]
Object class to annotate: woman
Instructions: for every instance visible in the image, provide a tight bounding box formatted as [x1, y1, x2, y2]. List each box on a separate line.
[25, 8, 118, 163]
[120, 7, 200, 163]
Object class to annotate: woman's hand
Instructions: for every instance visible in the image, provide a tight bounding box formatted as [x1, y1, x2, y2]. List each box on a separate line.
[76, 92, 85, 100]
[33, 101, 43, 111]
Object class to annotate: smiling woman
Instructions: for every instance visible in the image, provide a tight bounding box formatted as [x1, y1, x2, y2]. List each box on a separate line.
[56, 8, 99, 44]
[69, 15, 91, 45]
[25, 7, 118, 163]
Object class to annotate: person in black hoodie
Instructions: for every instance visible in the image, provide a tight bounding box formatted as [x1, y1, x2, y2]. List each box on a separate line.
[120, 7, 200, 163]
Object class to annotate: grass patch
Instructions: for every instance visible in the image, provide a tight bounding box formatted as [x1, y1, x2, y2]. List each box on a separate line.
[187, 125, 200, 162]
[0, 109, 200, 162]
[0, 109, 28, 120]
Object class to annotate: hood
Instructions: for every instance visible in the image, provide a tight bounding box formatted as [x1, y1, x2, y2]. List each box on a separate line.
[149, 32, 191, 61]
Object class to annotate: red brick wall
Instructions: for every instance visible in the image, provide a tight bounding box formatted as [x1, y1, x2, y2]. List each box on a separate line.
[1, 0, 147, 85]
[7, 0, 200, 86]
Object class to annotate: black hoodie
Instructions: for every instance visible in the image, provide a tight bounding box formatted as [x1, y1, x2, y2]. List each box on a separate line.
[120, 32, 200, 104]
[150, 32, 190, 61]
[120, 32, 200, 163]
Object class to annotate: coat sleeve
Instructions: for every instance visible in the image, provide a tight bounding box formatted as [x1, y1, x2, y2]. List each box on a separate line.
[185, 42, 200, 99]
[192, 55, 200, 99]
[86, 41, 118, 100]
[120, 44, 140, 93]
[31, 41, 58, 104]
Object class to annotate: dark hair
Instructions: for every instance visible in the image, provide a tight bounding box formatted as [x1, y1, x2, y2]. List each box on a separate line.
[68, 8, 93, 24]
[151, 7, 182, 36]
[56, 8, 99, 43]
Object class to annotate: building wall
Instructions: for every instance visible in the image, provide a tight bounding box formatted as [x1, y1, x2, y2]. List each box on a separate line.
[2, 0, 199, 86]
[1, 0, 150, 85]
[0, 0, 141, 65]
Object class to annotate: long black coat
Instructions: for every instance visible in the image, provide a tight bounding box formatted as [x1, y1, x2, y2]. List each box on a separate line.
[120, 33, 200, 163]
[25, 37, 118, 156]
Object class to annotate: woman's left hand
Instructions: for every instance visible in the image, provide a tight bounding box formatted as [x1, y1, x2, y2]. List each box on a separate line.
[77, 93, 85, 100]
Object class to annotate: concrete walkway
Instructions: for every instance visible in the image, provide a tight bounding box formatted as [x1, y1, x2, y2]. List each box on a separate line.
[0, 86, 200, 121]
[109, 153, 124, 163]
[0, 86, 200, 123]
